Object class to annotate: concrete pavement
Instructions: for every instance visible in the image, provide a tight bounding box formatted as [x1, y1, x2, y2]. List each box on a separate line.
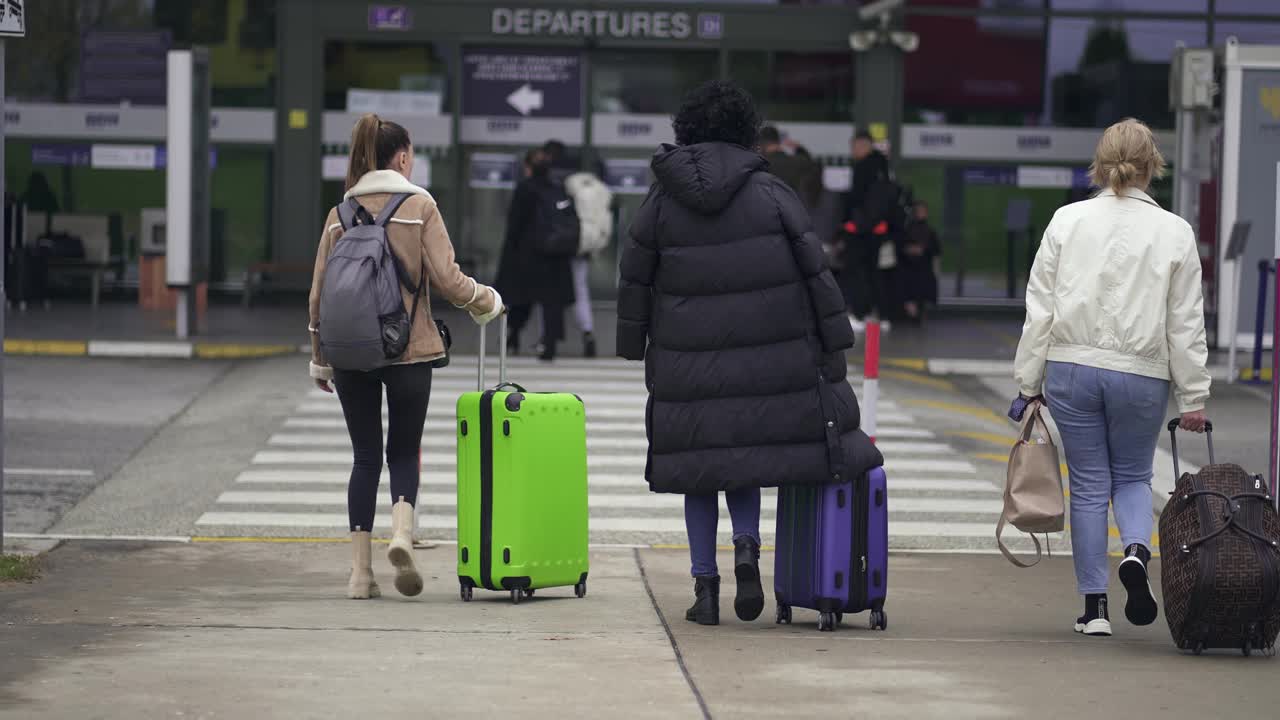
[2, 540, 1275, 719]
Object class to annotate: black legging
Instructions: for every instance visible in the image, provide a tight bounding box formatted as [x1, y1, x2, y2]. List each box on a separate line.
[333, 363, 433, 532]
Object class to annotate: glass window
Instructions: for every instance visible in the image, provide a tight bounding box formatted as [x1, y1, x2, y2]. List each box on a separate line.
[1216, 0, 1280, 15]
[1052, 0, 1206, 10]
[1214, 22, 1280, 45]
[591, 50, 719, 114]
[324, 42, 451, 113]
[729, 52, 853, 123]
[8, 0, 275, 107]
[907, 0, 1044, 10]
[1045, 18, 1206, 128]
[905, 10, 1046, 125]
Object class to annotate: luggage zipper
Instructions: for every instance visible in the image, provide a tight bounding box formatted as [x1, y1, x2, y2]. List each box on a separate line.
[851, 474, 869, 611]
[479, 390, 498, 591]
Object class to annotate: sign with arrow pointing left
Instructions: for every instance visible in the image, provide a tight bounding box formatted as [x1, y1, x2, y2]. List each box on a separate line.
[461, 48, 584, 145]
[462, 49, 582, 118]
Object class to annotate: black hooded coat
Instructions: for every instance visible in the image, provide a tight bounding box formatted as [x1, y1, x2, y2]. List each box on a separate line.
[616, 142, 884, 494]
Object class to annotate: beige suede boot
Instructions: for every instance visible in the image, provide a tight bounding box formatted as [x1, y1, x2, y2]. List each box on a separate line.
[348, 529, 381, 599]
[388, 498, 424, 597]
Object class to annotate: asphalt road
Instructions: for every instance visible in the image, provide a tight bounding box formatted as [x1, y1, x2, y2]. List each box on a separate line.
[3, 357, 227, 534]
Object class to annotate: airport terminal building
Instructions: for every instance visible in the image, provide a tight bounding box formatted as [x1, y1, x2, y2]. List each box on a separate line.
[6, 0, 1279, 309]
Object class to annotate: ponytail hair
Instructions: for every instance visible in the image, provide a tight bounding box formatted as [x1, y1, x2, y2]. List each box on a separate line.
[345, 114, 411, 191]
[1089, 118, 1165, 196]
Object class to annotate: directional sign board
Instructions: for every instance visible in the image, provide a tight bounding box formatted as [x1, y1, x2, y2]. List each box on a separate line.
[0, 0, 24, 37]
[461, 48, 584, 145]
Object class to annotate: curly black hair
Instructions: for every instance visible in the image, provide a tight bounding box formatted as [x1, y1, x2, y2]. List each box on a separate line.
[671, 80, 761, 149]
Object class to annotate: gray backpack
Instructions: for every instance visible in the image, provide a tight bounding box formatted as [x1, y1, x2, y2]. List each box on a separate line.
[318, 194, 423, 371]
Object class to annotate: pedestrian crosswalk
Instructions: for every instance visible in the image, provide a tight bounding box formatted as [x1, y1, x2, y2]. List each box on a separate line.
[194, 355, 1051, 551]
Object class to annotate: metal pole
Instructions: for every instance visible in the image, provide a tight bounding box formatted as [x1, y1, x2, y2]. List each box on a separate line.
[0, 39, 6, 553]
[1228, 258, 1244, 383]
[1005, 230, 1016, 299]
[1270, 161, 1280, 511]
[1253, 260, 1269, 383]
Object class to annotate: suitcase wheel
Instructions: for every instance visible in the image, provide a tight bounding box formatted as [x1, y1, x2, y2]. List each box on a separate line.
[574, 580, 588, 598]
[460, 584, 473, 602]
[818, 612, 837, 632]
[510, 588, 522, 605]
[870, 609, 888, 631]
[522, 588, 535, 599]
[775, 605, 792, 625]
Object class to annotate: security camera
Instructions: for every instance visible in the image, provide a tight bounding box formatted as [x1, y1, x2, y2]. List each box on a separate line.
[850, 30, 878, 52]
[858, 0, 905, 22]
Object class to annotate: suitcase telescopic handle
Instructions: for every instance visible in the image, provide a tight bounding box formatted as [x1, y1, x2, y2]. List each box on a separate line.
[477, 310, 509, 392]
[1167, 418, 1215, 479]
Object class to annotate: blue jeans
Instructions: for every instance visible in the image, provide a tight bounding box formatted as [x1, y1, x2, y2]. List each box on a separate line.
[684, 489, 762, 577]
[1045, 362, 1169, 596]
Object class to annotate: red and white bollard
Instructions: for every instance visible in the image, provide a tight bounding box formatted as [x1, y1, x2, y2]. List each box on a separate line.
[863, 321, 880, 445]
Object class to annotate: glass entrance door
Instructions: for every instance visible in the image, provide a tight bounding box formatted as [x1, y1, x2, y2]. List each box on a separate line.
[458, 48, 719, 300]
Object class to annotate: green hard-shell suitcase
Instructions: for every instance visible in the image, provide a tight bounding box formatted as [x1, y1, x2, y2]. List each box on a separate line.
[457, 313, 590, 603]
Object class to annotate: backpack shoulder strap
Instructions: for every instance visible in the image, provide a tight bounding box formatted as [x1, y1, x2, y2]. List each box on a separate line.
[336, 199, 361, 230]
[373, 193, 412, 227]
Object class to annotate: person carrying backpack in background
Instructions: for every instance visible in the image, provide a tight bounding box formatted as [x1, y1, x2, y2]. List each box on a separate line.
[495, 147, 576, 362]
[309, 114, 503, 600]
[544, 140, 614, 358]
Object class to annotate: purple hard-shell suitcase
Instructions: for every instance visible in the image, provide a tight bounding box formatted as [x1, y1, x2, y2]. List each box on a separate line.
[774, 466, 888, 632]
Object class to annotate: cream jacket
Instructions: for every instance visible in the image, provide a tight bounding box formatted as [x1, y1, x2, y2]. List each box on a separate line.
[1014, 188, 1210, 413]
[308, 170, 501, 380]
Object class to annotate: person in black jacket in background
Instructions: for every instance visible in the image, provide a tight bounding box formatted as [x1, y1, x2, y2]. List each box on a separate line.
[836, 131, 894, 331]
[616, 81, 883, 627]
[897, 200, 942, 325]
[495, 148, 574, 361]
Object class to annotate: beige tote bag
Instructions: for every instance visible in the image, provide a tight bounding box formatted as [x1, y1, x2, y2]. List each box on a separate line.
[996, 402, 1065, 567]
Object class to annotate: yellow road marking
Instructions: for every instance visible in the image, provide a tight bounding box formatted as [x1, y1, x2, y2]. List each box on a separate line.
[4, 339, 89, 356]
[1240, 368, 1274, 382]
[881, 369, 955, 391]
[191, 536, 361, 544]
[904, 399, 1006, 424]
[194, 343, 298, 359]
[883, 358, 927, 372]
[948, 431, 1014, 447]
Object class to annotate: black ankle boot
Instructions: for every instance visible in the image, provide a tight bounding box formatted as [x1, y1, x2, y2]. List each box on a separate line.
[583, 332, 597, 358]
[685, 575, 720, 626]
[733, 536, 765, 621]
[538, 341, 556, 363]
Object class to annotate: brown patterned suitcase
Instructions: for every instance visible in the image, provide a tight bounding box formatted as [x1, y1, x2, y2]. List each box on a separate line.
[1158, 420, 1280, 656]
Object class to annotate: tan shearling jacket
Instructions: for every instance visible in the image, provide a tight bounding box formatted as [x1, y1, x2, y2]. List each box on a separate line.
[308, 170, 499, 380]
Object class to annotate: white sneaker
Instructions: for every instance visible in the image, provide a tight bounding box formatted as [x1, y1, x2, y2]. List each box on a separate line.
[1074, 595, 1112, 636]
[1074, 617, 1113, 636]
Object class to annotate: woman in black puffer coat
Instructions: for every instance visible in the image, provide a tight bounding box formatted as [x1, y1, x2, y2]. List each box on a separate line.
[617, 81, 882, 627]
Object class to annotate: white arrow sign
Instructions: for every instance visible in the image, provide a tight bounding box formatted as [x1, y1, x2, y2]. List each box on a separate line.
[506, 83, 543, 116]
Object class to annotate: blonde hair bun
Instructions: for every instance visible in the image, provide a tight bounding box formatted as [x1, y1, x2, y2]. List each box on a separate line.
[1089, 118, 1166, 195]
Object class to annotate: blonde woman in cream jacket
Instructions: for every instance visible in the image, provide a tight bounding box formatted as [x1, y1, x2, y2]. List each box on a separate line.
[1013, 118, 1210, 638]
[309, 114, 502, 599]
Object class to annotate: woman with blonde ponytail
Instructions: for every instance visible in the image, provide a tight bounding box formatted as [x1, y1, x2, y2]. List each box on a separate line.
[308, 113, 504, 600]
[1013, 118, 1211, 637]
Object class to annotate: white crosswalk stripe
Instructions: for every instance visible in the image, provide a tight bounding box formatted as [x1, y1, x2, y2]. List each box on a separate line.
[196, 358, 1013, 549]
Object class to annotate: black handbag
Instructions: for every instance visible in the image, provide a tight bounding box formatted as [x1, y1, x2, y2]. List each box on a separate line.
[431, 319, 452, 368]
